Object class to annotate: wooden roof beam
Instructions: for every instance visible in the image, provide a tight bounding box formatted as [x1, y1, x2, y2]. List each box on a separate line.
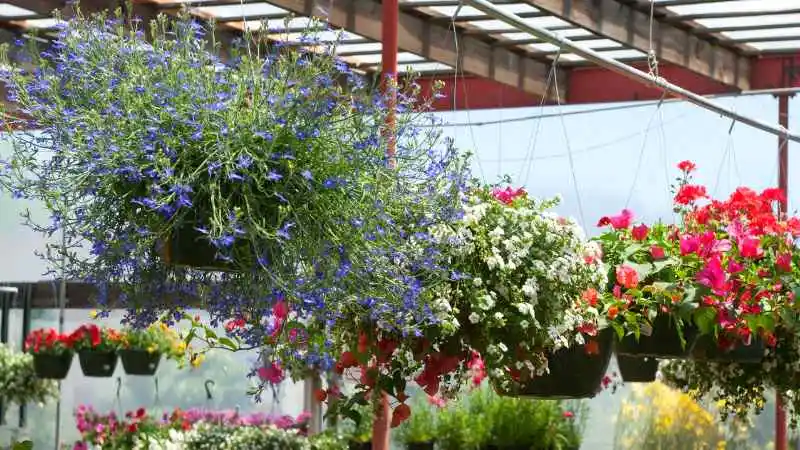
[527, 0, 751, 90]
[248, 0, 563, 100]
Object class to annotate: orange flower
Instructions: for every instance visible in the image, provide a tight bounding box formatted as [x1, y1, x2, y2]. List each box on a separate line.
[581, 288, 599, 306]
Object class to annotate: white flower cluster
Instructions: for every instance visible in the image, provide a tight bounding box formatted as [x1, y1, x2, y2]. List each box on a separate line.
[134, 429, 190, 450]
[430, 192, 607, 380]
[0, 343, 58, 406]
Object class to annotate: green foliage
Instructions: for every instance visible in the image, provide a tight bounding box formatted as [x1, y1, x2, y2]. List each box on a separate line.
[432, 388, 587, 450]
[340, 401, 373, 443]
[396, 397, 437, 444]
[0, 343, 59, 406]
[11, 440, 33, 450]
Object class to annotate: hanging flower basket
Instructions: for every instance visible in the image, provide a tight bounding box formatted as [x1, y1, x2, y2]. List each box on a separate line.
[617, 354, 658, 383]
[78, 351, 118, 377]
[616, 314, 698, 359]
[32, 352, 74, 380]
[119, 349, 162, 376]
[691, 334, 765, 364]
[498, 329, 613, 399]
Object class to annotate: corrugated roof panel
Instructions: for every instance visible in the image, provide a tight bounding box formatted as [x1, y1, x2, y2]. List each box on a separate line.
[195, 3, 288, 19]
[428, 3, 538, 17]
[722, 27, 800, 41]
[695, 14, 800, 30]
[746, 40, 800, 51]
[243, 17, 315, 31]
[401, 62, 452, 73]
[0, 4, 38, 18]
[667, 0, 800, 16]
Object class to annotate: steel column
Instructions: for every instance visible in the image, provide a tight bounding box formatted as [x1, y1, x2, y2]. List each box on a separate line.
[776, 93, 791, 450]
[372, 0, 399, 449]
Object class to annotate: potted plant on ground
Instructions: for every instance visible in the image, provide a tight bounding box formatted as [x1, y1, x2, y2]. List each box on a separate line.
[23, 328, 74, 379]
[596, 161, 795, 361]
[70, 324, 122, 377]
[396, 397, 438, 450]
[0, 342, 59, 405]
[462, 387, 588, 450]
[119, 322, 186, 375]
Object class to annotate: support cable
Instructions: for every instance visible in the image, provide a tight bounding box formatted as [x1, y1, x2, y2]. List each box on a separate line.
[624, 92, 667, 209]
[550, 48, 587, 228]
[451, 0, 486, 182]
[461, 0, 800, 144]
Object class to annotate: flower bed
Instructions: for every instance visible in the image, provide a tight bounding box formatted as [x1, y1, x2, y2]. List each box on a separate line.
[72, 405, 328, 449]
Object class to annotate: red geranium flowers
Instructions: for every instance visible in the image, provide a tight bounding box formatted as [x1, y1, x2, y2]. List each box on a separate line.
[596, 160, 800, 349]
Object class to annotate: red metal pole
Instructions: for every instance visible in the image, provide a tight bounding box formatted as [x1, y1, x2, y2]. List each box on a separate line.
[372, 2, 398, 450]
[776, 93, 791, 450]
[381, 0, 399, 160]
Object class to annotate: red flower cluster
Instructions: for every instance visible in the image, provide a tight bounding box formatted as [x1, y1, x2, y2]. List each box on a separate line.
[597, 161, 800, 346]
[68, 324, 122, 352]
[25, 328, 73, 355]
[330, 330, 484, 428]
[25, 324, 124, 355]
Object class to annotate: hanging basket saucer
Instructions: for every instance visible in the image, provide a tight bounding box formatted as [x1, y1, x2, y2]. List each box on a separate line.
[691, 334, 765, 364]
[120, 349, 162, 376]
[496, 328, 614, 399]
[78, 350, 118, 377]
[32, 352, 74, 380]
[617, 354, 658, 383]
[617, 313, 698, 359]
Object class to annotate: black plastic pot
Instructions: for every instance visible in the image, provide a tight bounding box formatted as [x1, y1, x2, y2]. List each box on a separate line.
[32, 353, 73, 380]
[498, 328, 614, 399]
[349, 442, 371, 450]
[78, 351, 118, 377]
[120, 349, 162, 376]
[617, 354, 658, 383]
[617, 314, 698, 359]
[162, 224, 230, 271]
[691, 335, 765, 363]
[408, 442, 435, 450]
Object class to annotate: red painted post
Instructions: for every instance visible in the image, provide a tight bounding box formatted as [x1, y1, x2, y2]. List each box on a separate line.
[381, 0, 399, 160]
[776, 93, 791, 450]
[372, 1, 398, 450]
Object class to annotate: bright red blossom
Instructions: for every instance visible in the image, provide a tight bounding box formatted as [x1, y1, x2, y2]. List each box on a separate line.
[615, 265, 639, 289]
[674, 184, 707, 205]
[677, 160, 696, 172]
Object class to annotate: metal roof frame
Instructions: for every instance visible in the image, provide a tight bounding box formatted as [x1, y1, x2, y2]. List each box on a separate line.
[0, 0, 798, 108]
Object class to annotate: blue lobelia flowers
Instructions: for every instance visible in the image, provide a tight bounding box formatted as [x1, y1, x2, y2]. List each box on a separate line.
[0, 10, 472, 388]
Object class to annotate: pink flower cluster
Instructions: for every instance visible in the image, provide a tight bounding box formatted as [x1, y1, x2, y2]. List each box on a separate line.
[491, 186, 527, 205]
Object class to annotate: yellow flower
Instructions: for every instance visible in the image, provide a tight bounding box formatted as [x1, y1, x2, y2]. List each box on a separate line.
[190, 352, 205, 368]
[89, 310, 98, 319]
[147, 345, 158, 354]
